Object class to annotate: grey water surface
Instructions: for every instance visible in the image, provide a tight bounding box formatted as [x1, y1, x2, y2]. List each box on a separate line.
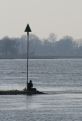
[0, 59, 82, 121]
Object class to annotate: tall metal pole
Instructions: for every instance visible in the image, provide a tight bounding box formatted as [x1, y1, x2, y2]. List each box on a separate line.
[27, 32, 29, 89]
[25, 24, 32, 90]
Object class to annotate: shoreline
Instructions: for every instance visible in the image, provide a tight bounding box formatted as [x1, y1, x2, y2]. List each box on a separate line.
[0, 89, 44, 95]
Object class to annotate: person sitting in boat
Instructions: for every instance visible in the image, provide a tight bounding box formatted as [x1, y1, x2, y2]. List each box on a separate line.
[27, 80, 33, 91]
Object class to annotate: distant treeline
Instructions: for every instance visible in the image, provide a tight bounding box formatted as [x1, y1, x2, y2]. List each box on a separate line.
[0, 33, 82, 59]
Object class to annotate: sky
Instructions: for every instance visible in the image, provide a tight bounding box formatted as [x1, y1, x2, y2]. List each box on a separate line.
[0, 0, 82, 39]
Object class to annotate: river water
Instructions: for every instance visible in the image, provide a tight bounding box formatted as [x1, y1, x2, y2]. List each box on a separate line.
[0, 59, 82, 121]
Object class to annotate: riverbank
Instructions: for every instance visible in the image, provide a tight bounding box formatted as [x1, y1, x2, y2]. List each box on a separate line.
[0, 89, 44, 95]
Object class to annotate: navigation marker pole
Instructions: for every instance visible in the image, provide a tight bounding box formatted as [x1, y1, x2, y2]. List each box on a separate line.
[25, 24, 32, 90]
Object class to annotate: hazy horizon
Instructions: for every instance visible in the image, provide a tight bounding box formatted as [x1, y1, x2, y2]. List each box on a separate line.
[0, 0, 82, 40]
